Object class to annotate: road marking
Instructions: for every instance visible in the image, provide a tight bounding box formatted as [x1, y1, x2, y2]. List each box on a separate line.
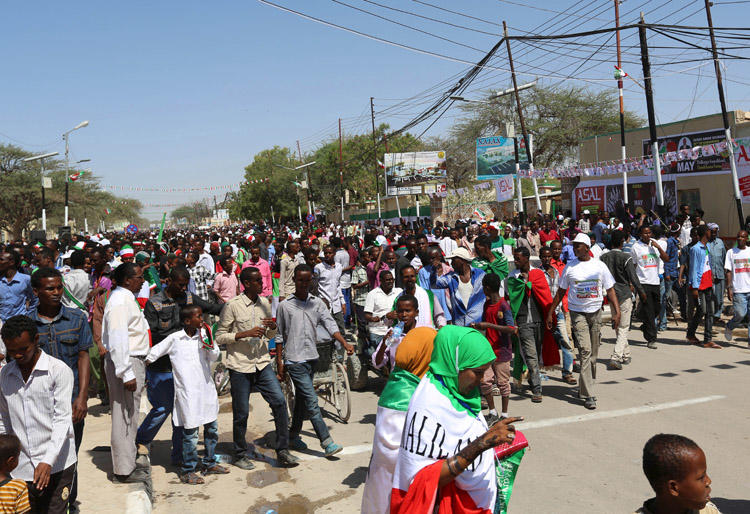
[517, 395, 726, 430]
[296, 395, 726, 460]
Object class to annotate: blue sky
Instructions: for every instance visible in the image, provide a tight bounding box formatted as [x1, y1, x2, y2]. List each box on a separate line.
[3, 0, 748, 219]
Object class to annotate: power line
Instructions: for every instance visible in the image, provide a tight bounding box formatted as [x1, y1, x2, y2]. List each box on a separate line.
[358, 0, 500, 36]
[410, 0, 502, 28]
[494, 0, 612, 23]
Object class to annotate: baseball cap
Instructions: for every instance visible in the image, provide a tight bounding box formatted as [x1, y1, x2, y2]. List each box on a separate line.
[572, 233, 591, 247]
[447, 247, 474, 262]
[583, 209, 590, 215]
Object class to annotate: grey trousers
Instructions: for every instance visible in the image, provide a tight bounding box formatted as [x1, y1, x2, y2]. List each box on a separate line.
[518, 322, 543, 395]
[105, 355, 146, 476]
[570, 310, 601, 399]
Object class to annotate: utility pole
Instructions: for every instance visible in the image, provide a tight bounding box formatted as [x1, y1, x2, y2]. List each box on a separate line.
[339, 118, 345, 222]
[370, 97, 382, 220]
[504, 21, 535, 224]
[614, 0, 629, 207]
[705, 0, 744, 227]
[297, 139, 313, 217]
[638, 13, 664, 213]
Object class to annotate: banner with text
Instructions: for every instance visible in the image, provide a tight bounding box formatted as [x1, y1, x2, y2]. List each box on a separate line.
[384, 151, 446, 196]
[494, 175, 515, 203]
[642, 128, 728, 175]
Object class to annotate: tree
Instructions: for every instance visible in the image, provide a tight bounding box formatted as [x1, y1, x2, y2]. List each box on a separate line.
[171, 201, 210, 226]
[431, 84, 645, 190]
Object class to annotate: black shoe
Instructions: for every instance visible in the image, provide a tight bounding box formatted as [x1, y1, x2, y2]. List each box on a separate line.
[572, 362, 581, 373]
[607, 360, 622, 370]
[584, 398, 597, 410]
[114, 468, 150, 484]
[647, 341, 657, 349]
[276, 449, 299, 468]
[484, 412, 501, 427]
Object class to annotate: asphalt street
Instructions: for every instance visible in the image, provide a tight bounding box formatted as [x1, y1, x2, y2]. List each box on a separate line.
[77, 319, 750, 513]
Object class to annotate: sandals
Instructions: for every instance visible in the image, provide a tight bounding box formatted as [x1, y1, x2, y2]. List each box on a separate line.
[180, 472, 205, 485]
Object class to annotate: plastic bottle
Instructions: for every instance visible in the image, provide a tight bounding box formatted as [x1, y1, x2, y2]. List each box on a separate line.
[385, 321, 404, 348]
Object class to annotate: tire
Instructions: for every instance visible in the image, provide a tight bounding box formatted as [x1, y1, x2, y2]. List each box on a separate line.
[347, 354, 369, 391]
[332, 362, 351, 422]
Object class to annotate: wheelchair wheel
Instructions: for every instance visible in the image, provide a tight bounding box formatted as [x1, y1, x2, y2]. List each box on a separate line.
[213, 363, 231, 397]
[332, 362, 351, 422]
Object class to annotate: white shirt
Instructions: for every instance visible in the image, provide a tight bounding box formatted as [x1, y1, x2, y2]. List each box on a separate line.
[196, 252, 215, 280]
[364, 286, 403, 336]
[102, 287, 151, 382]
[145, 328, 220, 429]
[631, 240, 661, 286]
[560, 258, 615, 313]
[439, 237, 458, 258]
[314, 261, 344, 314]
[590, 244, 603, 260]
[0, 351, 76, 481]
[334, 249, 352, 289]
[725, 246, 750, 293]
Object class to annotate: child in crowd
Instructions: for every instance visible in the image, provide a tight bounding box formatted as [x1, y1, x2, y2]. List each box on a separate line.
[145, 305, 228, 485]
[471, 273, 517, 427]
[636, 433, 720, 514]
[0, 434, 30, 513]
[372, 294, 419, 372]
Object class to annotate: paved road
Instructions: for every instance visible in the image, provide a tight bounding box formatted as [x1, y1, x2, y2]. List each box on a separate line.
[77, 320, 750, 513]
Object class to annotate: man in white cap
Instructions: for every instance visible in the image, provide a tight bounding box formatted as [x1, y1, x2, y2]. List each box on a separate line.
[428, 247, 486, 327]
[547, 233, 620, 410]
[578, 210, 591, 234]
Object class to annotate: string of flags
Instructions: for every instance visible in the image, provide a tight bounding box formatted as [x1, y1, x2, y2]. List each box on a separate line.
[99, 177, 269, 193]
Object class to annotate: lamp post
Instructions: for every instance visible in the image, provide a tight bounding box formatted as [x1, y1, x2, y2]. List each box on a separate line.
[22, 151, 59, 232]
[62, 120, 89, 226]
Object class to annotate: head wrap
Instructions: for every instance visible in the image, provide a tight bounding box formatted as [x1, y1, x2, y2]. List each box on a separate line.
[119, 244, 134, 257]
[395, 327, 437, 379]
[428, 325, 496, 414]
[135, 251, 150, 264]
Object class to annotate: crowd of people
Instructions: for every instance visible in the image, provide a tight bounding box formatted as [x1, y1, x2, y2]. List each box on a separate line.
[0, 201, 735, 512]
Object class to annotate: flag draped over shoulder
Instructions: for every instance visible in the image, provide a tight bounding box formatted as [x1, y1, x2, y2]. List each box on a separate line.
[505, 269, 560, 380]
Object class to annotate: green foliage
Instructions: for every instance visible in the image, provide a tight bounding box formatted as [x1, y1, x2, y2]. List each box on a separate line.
[171, 202, 211, 226]
[0, 143, 144, 239]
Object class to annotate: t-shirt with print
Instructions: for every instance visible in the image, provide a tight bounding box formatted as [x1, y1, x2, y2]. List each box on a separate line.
[631, 240, 661, 286]
[725, 246, 750, 293]
[559, 258, 615, 313]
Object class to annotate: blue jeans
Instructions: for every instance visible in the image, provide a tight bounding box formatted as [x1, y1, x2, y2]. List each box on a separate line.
[229, 365, 289, 457]
[713, 279, 725, 319]
[659, 277, 675, 330]
[342, 288, 352, 327]
[727, 291, 750, 342]
[181, 420, 218, 474]
[553, 311, 573, 375]
[136, 369, 183, 464]
[287, 361, 333, 448]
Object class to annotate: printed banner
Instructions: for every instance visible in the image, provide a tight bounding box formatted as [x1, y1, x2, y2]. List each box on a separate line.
[643, 128, 728, 174]
[384, 151, 447, 196]
[494, 175, 515, 203]
[733, 137, 750, 201]
[572, 179, 677, 217]
[574, 186, 605, 214]
[476, 136, 529, 180]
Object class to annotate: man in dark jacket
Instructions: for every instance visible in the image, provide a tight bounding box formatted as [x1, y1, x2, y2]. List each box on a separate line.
[136, 266, 223, 465]
[601, 230, 646, 370]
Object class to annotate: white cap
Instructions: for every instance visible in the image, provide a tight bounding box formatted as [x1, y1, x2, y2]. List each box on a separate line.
[572, 233, 591, 247]
[447, 247, 474, 262]
[583, 209, 590, 215]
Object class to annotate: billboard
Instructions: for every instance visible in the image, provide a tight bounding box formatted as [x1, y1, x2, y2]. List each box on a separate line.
[573, 178, 677, 217]
[476, 136, 529, 180]
[384, 151, 447, 196]
[642, 128, 729, 174]
[494, 175, 515, 203]
[575, 186, 605, 214]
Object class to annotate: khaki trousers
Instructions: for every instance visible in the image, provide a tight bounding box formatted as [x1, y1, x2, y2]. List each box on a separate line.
[570, 310, 601, 399]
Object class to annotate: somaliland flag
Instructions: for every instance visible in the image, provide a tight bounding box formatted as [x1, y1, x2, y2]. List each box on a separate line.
[390, 377, 496, 514]
[67, 171, 84, 182]
[361, 368, 420, 514]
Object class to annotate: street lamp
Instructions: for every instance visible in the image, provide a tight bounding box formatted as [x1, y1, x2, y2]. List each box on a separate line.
[62, 120, 90, 226]
[22, 151, 59, 232]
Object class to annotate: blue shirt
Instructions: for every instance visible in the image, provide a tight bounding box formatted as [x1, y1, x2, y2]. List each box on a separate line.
[707, 238, 727, 280]
[688, 242, 711, 290]
[592, 221, 607, 244]
[0, 271, 37, 322]
[428, 265, 486, 326]
[561, 244, 576, 264]
[28, 305, 93, 402]
[663, 237, 680, 279]
[418, 267, 452, 322]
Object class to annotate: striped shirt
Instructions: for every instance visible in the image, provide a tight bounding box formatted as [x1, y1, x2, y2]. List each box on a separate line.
[0, 478, 30, 513]
[0, 352, 76, 482]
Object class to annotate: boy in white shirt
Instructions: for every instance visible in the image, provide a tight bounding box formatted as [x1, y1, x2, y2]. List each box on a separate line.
[724, 229, 750, 346]
[145, 305, 228, 485]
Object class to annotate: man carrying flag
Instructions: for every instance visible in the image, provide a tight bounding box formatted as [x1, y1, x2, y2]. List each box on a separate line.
[504, 247, 559, 403]
[686, 225, 722, 349]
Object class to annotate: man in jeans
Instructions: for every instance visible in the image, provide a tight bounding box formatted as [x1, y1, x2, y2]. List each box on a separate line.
[276, 265, 354, 457]
[215, 267, 299, 469]
[601, 230, 645, 370]
[725, 229, 750, 345]
[631, 226, 669, 349]
[686, 225, 722, 349]
[548, 234, 620, 410]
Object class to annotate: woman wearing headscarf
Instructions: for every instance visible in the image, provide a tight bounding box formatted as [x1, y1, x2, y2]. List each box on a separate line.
[361, 325, 437, 514]
[391, 325, 522, 514]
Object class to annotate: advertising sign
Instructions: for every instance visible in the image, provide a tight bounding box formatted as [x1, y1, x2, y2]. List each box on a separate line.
[574, 186, 605, 214]
[494, 175, 515, 203]
[733, 137, 750, 201]
[642, 128, 729, 174]
[476, 136, 529, 180]
[607, 181, 677, 216]
[384, 151, 447, 196]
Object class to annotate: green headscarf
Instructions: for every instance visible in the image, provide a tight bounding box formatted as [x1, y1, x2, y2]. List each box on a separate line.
[427, 325, 496, 415]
